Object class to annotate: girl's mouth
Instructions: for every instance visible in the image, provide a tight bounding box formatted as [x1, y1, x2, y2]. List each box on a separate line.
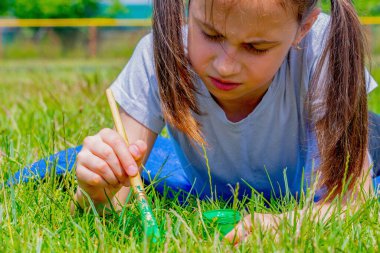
[209, 77, 241, 91]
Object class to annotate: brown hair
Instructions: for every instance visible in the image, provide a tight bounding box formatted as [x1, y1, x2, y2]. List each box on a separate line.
[152, 0, 369, 201]
[152, 0, 205, 145]
[305, 0, 368, 201]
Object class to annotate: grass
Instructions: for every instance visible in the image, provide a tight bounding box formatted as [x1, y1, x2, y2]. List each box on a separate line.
[369, 66, 380, 113]
[0, 59, 380, 252]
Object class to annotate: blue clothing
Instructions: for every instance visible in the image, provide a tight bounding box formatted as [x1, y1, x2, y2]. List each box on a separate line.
[7, 136, 193, 198]
[370, 112, 380, 177]
[110, 13, 378, 200]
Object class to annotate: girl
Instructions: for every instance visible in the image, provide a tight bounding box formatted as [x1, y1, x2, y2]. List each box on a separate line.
[73, 0, 379, 243]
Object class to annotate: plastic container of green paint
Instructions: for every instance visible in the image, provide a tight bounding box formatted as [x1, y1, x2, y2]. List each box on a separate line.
[202, 209, 242, 236]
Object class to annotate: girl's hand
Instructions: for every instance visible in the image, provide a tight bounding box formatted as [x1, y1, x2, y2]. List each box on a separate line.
[75, 128, 147, 206]
[224, 213, 280, 245]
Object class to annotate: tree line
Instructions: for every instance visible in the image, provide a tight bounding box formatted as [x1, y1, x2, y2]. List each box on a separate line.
[0, 0, 128, 18]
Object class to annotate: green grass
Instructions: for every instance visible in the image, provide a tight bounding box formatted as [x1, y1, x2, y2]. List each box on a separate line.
[0, 59, 379, 252]
[369, 67, 380, 113]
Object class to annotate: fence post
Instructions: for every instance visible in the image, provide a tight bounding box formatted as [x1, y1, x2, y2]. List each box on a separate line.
[89, 26, 97, 58]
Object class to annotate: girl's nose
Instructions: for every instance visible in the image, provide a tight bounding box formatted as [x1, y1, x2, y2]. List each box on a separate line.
[212, 46, 242, 77]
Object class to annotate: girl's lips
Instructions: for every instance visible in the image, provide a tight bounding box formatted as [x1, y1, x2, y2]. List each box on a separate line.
[209, 77, 241, 91]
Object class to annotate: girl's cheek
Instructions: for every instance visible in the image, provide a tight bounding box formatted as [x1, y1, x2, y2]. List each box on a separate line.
[189, 43, 211, 70]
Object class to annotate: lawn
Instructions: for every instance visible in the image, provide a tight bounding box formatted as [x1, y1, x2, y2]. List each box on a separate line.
[0, 59, 379, 252]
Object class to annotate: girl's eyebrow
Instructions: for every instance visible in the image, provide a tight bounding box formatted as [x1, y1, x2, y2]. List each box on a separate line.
[195, 17, 279, 45]
[195, 17, 223, 34]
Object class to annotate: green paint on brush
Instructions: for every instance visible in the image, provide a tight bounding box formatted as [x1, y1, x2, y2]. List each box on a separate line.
[136, 185, 161, 242]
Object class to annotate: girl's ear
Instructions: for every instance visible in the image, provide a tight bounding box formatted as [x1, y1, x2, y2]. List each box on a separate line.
[293, 8, 321, 47]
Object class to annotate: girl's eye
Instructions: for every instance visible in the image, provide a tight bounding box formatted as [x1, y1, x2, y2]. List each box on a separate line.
[201, 31, 224, 42]
[201, 30, 270, 55]
[243, 44, 269, 55]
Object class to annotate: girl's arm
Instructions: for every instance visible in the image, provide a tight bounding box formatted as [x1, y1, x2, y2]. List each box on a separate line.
[225, 152, 374, 244]
[71, 108, 158, 214]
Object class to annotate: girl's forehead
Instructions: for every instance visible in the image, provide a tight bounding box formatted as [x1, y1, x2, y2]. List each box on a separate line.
[190, 0, 298, 38]
[193, 0, 295, 19]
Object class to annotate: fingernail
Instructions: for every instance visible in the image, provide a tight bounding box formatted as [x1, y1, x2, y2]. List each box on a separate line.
[129, 145, 140, 157]
[128, 165, 138, 176]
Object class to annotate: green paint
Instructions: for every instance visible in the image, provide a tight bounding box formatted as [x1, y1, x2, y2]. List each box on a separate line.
[135, 185, 161, 242]
[202, 209, 242, 237]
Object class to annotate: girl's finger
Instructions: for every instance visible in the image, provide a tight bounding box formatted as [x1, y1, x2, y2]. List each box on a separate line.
[224, 215, 252, 244]
[76, 164, 109, 188]
[77, 150, 119, 186]
[76, 165, 121, 204]
[84, 135, 128, 186]
[99, 128, 140, 177]
[224, 224, 244, 244]
[128, 139, 147, 164]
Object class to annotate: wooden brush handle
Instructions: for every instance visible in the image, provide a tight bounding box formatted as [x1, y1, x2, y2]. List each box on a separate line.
[105, 89, 147, 199]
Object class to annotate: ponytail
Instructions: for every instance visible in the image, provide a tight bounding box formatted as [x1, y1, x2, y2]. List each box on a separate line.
[309, 0, 368, 200]
[153, 0, 205, 145]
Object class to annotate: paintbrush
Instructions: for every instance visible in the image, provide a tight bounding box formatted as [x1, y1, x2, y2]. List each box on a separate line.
[106, 88, 160, 241]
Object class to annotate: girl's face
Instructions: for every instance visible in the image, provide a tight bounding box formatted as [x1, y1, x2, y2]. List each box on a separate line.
[188, 0, 316, 109]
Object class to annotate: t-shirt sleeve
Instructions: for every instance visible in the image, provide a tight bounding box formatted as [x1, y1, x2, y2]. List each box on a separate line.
[109, 33, 165, 134]
[306, 13, 378, 94]
[366, 69, 378, 94]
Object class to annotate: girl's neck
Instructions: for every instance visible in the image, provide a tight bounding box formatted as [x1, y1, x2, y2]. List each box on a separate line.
[212, 93, 266, 123]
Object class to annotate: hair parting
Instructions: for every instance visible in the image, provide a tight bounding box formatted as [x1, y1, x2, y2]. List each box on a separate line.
[153, 0, 205, 145]
[308, 0, 369, 201]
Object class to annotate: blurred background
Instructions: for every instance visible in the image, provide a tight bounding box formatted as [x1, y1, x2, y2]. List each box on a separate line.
[0, 0, 153, 59]
[0, 1, 379, 59]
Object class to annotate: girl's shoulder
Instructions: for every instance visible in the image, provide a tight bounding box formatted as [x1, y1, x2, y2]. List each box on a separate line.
[303, 13, 331, 55]
[299, 13, 331, 79]
[132, 33, 154, 66]
[311, 13, 331, 35]
[109, 32, 165, 134]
